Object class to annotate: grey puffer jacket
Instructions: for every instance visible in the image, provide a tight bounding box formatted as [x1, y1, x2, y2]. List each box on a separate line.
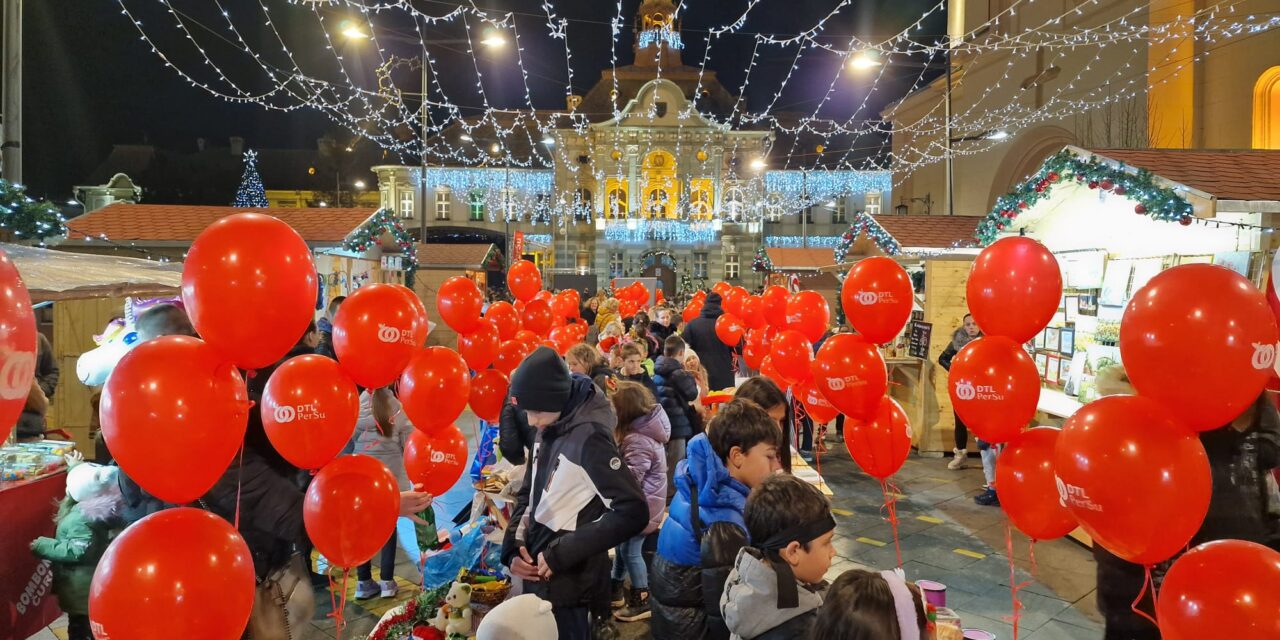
[620, 405, 670, 534]
[350, 391, 414, 490]
[721, 547, 825, 640]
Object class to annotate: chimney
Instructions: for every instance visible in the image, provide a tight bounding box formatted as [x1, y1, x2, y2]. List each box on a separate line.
[196, 137, 207, 152]
[229, 136, 245, 156]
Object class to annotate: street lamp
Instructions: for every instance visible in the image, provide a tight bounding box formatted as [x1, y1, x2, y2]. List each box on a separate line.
[340, 25, 370, 40]
[847, 51, 882, 71]
[750, 158, 767, 171]
[479, 30, 507, 48]
[354, 179, 367, 190]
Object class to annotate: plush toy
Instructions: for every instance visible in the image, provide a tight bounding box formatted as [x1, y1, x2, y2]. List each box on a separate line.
[476, 594, 558, 640]
[428, 581, 473, 637]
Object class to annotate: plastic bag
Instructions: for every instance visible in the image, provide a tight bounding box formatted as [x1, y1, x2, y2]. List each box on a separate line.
[420, 518, 491, 590]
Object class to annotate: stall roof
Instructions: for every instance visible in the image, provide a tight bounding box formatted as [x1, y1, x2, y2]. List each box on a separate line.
[2, 243, 182, 302]
[874, 215, 982, 249]
[64, 204, 377, 245]
[765, 248, 835, 270]
[1089, 148, 1280, 202]
[417, 243, 504, 270]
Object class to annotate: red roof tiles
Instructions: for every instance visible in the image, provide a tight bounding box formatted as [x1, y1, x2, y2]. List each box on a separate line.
[1090, 149, 1280, 201]
[872, 215, 982, 248]
[417, 243, 502, 268]
[65, 204, 377, 244]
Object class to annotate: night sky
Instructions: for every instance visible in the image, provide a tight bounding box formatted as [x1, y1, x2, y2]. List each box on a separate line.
[23, 0, 944, 199]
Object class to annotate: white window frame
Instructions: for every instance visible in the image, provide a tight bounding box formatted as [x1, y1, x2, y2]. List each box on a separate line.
[865, 191, 882, 216]
[469, 191, 485, 221]
[610, 252, 625, 277]
[435, 189, 451, 221]
[693, 252, 708, 279]
[832, 199, 847, 223]
[398, 191, 415, 218]
[724, 253, 739, 280]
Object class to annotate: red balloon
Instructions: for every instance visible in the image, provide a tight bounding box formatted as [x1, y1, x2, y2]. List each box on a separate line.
[1157, 540, 1280, 640]
[262, 354, 360, 470]
[619, 299, 640, 319]
[693, 290, 708, 303]
[786, 291, 831, 344]
[400, 346, 471, 432]
[90, 508, 254, 639]
[770, 329, 815, 385]
[759, 355, 788, 391]
[334, 283, 429, 389]
[996, 427, 1076, 540]
[722, 286, 747, 317]
[101, 336, 249, 504]
[743, 327, 776, 371]
[1055, 396, 1211, 565]
[515, 330, 540, 350]
[967, 237, 1062, 344]
[470, 370, 510, 423]
[181, 213, 317, 369]
[404, 425, 469, 496]
[437, 276, 484, 334]
[844, 397, 912, 479]
[761, 285, 790, 329]
[458, 319, 501, 370]
[304, 455, 401, 568]
[534, 290, 554, 306]
[552, 291, 580, 321]
[811, 333, 887, 421]
[493, 340, 532, 376]
[485, 301, 521, 341]
[796, 380, 840, 424]
[508, 260, 542, 302]
[522, 299, 555, 336]
[0, 249, 36, 442]
[842, 257, 913, 344]
[391, 283, 430, 331]
[740, 295, 767, 330]
[712, 281, 732, 296]
[947, 336, 1039, 444]
[549, 325, 577, 355]
[683, 300, 703, 324]
[715, 314, 746, 346]
[1120, 264, 1279, 432]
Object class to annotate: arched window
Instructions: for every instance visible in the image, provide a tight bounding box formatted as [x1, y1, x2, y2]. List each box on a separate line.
[1254, 66, 1280, 149]
[608, 188, 628, 218]
[642, 150, 678, 219]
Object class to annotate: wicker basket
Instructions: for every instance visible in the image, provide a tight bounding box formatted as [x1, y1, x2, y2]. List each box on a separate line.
[466, 580, 511, 612]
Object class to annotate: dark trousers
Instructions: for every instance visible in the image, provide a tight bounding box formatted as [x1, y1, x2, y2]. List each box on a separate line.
[553, 605, 591, 640]
[67, 614, 92, 640]
[835, 414, 844, 437]
[799, 415, 814, 452]
[954, 411, 969, 450]
[356, 534, 397, 582]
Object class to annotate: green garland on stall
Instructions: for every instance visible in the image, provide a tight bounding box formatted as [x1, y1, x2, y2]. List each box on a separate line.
[751, 246, 773, 273]
[976, 149, 1195, 246]
[833, 211, 901, 264]
[344, 208, 419, 286]
[1, 180, 67, 242]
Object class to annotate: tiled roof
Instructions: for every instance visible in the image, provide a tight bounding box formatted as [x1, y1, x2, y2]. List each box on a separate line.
[872, 215, 982, 248]
[766, 248, 836, 269]
[1090, 148, 1280, 201]
[417, 243, 501, 268]
[65, 204, 376, 244]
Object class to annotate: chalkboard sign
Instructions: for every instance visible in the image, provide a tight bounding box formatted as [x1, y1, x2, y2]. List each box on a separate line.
[908, 321, 932, 359]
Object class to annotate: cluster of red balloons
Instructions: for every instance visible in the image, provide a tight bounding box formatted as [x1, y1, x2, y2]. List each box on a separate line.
[0, 250, 38, 443]
[615, 281, 651, 319]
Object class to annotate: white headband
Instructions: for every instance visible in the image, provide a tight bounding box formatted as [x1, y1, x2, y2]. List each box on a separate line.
[879, 570, 922, 640]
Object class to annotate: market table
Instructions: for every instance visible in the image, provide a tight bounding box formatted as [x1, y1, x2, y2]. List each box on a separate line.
[0, 470, 67, 640]
[790, 453, 834, 497]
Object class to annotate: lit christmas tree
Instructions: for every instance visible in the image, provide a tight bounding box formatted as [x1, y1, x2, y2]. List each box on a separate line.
[233, 149, 269, 208]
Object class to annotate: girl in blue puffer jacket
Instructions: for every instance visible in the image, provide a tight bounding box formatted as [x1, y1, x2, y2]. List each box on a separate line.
[649, 399, 784, 640]
[608, 381, 671, 624]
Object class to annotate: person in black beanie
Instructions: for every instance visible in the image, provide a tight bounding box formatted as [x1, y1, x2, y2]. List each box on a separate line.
[681, 292, 736, 391]
[501, 347, 649, 640]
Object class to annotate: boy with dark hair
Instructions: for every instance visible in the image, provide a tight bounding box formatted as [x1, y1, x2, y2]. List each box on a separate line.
[650, 399, 784, 639]
[135, 303, 196, 343]
[617, 342, 659, 398]
[315, 295, 345, 359]
[501, 347, 649, 639]
[722, 474, 836, 639]
[654, 334, 702, 497]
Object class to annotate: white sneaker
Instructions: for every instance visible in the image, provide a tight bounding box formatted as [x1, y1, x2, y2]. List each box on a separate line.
[379, 580, 399, 598]
[947, 449, 968, 470]
[355, 580, 380, 600]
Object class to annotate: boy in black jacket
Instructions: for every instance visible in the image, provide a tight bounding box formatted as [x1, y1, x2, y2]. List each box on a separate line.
[502, 347, 649, 639]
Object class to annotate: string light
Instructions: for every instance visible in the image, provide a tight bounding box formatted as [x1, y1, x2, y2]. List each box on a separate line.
[765, 236, 843, 248]
[603, 219, 719, 244]
[833, 212, 901, 263]
[342, 208, 419, 285]
[0, 180, 67, 242]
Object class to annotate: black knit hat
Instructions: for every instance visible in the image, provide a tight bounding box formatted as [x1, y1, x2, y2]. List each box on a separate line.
[509, 346, 572, 412]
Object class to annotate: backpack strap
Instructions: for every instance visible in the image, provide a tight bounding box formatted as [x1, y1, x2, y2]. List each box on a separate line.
[686, 468, 704, 542]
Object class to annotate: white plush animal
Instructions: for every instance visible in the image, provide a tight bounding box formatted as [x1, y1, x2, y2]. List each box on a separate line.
[429, 581, 473, 636]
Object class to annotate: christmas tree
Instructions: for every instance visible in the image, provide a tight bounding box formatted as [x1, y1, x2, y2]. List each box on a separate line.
[233, 149, 269, 207]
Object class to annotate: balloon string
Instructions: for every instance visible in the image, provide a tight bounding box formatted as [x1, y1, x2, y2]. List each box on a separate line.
[233, 444, 245, 530]
[879, 479, 903, 569]
[1029, 539, 1039, 580]
[1002, 521, 1032, 640]
[1130, 565, 1159, 628]
[328, 568, 350, 639]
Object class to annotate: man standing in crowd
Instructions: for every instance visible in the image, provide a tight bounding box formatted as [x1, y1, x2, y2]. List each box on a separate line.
[680, 292, 734, 391]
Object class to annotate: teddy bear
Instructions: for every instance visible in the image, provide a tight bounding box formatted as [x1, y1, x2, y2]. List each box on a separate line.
[429, 581, 473, 637]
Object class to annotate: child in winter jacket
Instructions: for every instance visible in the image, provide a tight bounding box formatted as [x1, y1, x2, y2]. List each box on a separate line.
[30, 459, 124, 640]
[650, 399, 784, 640]
[617, 342, 659, 398]
[608, 381, 671, 623]
[654, 335, 703, 498]
[721, 474, 836, 640]
[350, 387, 416, 600]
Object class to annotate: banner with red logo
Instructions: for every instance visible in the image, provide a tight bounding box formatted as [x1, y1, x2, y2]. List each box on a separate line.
[513, 231, 525, 260]
[0, 472, 65, 640]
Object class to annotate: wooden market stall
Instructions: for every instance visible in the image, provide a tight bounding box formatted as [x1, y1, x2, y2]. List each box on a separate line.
[414, 243, 505, 347]
[2, 243, 183, 453]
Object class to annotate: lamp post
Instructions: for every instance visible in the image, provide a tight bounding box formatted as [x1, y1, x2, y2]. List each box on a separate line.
[1, 0, 21, 182]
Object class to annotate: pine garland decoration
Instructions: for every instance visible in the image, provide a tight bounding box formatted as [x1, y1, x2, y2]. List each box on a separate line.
[833, 211, 901, 264]
[233, 150, 270, 208]
[751, 246, 773, 273]
[1, 180, 66, 242]
[977, 149, 1195, 245]
[344, 208, 419, 286]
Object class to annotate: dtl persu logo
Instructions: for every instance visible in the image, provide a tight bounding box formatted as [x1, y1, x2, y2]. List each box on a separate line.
[1055, 475, 1103, 512]
[1251, 342, 1276, 371]
[377, 323, 416, 346]
[0, 349, 35, 401]
[826, 375, 868, 392]
[855, 290, 897, 306]
[273, 403, 324, 424]
[953, 379, 1002, 402]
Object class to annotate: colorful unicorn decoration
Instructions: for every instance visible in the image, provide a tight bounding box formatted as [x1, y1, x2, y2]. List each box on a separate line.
[76, 297, 181, 386]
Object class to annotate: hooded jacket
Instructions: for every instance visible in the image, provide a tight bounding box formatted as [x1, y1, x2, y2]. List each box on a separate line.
[30, 492, 124, 616]
[654, 356, 700, 441]
[501, 375, 648, 607]
[651, 433, 751, 640]
[499, 392, 536, 465]
[620, 405, 671, 534]
[681, 293, 736, 390]
[720, 548, 824, 640]
[350, 391, 415, 490]
[314, 317, 337, 360]
[620, 369, 660, 399]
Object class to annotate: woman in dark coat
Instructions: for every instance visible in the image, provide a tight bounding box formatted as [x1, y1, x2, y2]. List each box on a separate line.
[680, 293, 735, 391]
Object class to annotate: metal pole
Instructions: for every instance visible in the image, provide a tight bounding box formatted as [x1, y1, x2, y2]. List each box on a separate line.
[2, 0, 21, 182]
[419, 53, 428, 237]
[945, 46, 954, 217]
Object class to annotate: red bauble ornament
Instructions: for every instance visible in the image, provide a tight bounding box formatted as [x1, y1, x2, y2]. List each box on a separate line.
[1100, 179, 1114, 190]
[1134, 204, 1147, 215]
[1047, 172, 1059, 182]
[1180, 215, 1193, 226]
[997, 223, 1005, 230]
[1114, 185, 1126, 196]
[1088, 181, 1099, 189]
